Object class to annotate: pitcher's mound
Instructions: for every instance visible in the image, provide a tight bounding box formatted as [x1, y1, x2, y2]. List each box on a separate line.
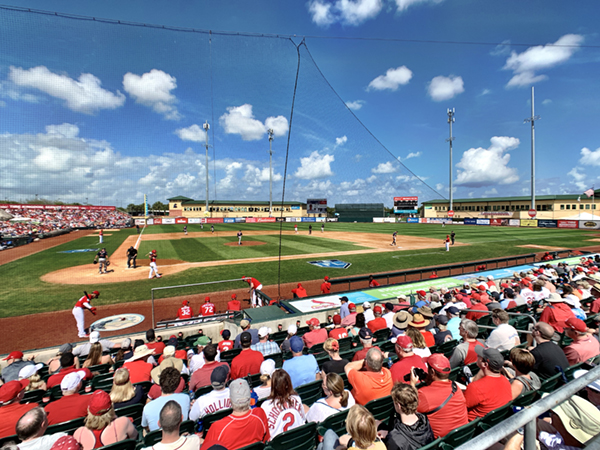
[223, 241, 266, 247]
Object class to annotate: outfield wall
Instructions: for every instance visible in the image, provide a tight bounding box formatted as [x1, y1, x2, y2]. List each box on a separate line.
[135, 216, 328, 225]
[406, 217, 600, 230]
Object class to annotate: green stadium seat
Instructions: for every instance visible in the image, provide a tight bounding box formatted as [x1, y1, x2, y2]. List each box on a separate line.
[339, 349, 355, 361]
[309, 342, 325, 354]
[194, 384, 214, 399]
[436, 340, 458, 355]
[268, 352, 283, 368]
[0, 435, 20, 447]
[21, 389, 47, 404]
[372, 328, 391, 343]
[296, 380, 323, 407]
[365, 395, 394, 421]
[87, 363, 111, 374]
[112, 359, 125, 370]
[115, 403, 144, 426]
[564, 362, 594, 381]
[97, 438, 137, 450]
[220, 348, 242, 364]
[416, 438, 442, 450]
[447, 366, 462, 382]
[338, 337, 353, 352]
[133, 381, 153, 395]
[265, 421, 317, 450]
[45, 417, 85, 435]
[201, 408, 232, 437]
[238, 442, 266, 450]
[246, 372, 262, 388]
[439, 417, 481, 450]
[478, 402, 514, 432]
[271, 330, 289, 345]
[92, 372, 115, 389]
[512, 389, 540, 408]
[316, 408, 350, 437]
[539, 373, 564, 393]
[296, 326, 310, 337]
[379, 340, 396, 353]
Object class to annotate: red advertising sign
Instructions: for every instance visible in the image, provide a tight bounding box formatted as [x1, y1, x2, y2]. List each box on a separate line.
[490, 219, 502, 226]
[448, 210, 454, 217]
[175, 218, 188, 224]
[206, 218, 223, 224]
[557, 220, 578, 229]
[528, 209, 537, 218]
[394, 197, 418, 202]
[257, 217, 277, 223]
[153, 218, 162, 225]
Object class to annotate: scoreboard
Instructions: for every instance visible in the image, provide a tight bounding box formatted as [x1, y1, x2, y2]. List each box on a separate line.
[394, 196, 418, 214]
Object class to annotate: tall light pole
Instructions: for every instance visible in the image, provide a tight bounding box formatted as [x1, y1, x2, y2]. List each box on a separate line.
[524, 87, 540, 212]
[268, 128, 274, 216]
[446, 108, 455, 213]
[203, 121, 210, 215]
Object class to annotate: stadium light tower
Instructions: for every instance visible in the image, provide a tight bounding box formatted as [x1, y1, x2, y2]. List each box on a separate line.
[268, 128, 274, 216]
[203, 121, 210, 214]
[446, 109, 455, 212]
[524, 87, 540, 212]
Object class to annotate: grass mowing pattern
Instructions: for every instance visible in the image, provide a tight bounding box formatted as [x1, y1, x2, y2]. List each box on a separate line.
[0, 223, 596, 317]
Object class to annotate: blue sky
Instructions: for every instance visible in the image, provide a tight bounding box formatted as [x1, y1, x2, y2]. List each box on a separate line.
[0, 0, 599, 208]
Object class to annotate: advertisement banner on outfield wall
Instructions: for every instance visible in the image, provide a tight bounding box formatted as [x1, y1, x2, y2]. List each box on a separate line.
[146, 219, 154, 225]
[490, 219, 508, 226]
[537, 220, 557, 228]
[134, 219, 146, 225]
[428, 218, 452, 224]
[223, 218, 236, 223]
[153, 218, 162, 225]
[302, 217, 316, 222]
[373, 218, 396, 223]
[206, 218, 223, 224]
[520, 219, 538, 227]
[236, 218, 247, 223]
[373, 218, 384, 223]
[407, 218, 419, 223]
[557, 220, 578, 229]
[509, 219, 520, 227]
[175, 218, 188, 224]
[257, 217, 276, 223]
[579, 220, 600, 229]
[162, 218, 175, 224]
[316, 217, 326, 222]
[419, 218, 428, 223]
[476, 219, 490, 225]
[464, 218, 477, 225]
[188, 218, 202, 224]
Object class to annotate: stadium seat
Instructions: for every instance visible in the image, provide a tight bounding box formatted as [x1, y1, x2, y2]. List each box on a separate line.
[269, 352, 283, 368]
[296, 326, 310, 337]
[416, 438, 442, 450]
[271, 330, 288, 345]
[92, 373, 115, 390]
[133, 381, 153, 395]
[512, 390, 540, 408]
[115, 403, 144, 427]
[0, 435, 20, 447]
[87, 363, 111, 374]
[309, 342, 325, 354]
[316, 408, 349, 437]
[539, 373, 564, 393]
[21, 389, 47, 404]
[435, 340, 459, 355]
[478, 402, 514, 432]
[194, 384, 214, 399]
[246, 372, 262, 388]
[564, 362, 593, 381]
[338, 337, 353, 352]
[238, 442, 266, 450]
[339, 372, 353, 391]
[439, 418, 481, 450]
[447, 366, 462, 382]
[265, 421, 317, 450]
[372, 328, 391, 343]
[112, 360, 125, 370]
[365, 395, 394, 421]
[220, 348, 242, 364]
[96, 438, 137, 450]
[379, 340, 395, 354]
[45, 417, 85, 435]
[201, 408, 233, 437]
[339, 349, 355, 362]
[296, 380, 323, 407]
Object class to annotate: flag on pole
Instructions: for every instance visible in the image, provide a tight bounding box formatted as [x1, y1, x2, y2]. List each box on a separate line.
[584, 188, 594, 198]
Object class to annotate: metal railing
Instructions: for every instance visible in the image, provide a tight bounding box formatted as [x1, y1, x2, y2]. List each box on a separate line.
[455, 364, 600, 450]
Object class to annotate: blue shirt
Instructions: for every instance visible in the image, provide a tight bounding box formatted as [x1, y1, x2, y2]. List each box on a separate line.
[340, 303, 350, 319]
[447, 317, 462, 341]
[282, 354, 319, 388]
[141, 393, 190, 431]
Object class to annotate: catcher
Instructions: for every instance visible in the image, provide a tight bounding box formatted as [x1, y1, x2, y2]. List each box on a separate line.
[73, 290, 99, 338]
[93, 248, 110, 274]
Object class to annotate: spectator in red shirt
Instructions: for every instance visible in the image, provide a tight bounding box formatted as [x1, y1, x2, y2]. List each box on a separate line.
[341, 303, 358, 327]
[320, 276, 332, 294]
[329, 314, 349, 340]
[538, 293, 576, 333]
[230, 332, 264, 379]
[45, 371, 92, 425]
[368, 275, 380, 288]
[145, 329, 165, 355]
[200, 297, 215, 316]
[563, 317, 600, 365]
[177, 300, 192, 320]
[218, 329, 234, 352]
[0, 380, 38, 439]
[47, 353, 93, 389]
[291, 283, 308, 298]
[227, 294, 241, 311]
[189, 343, 230, 391]
[390, 335, 427, 384]
[367, 306, 388, 333]
[123, 345, 155, 384]
[407, 314, 435, 348]
[303, 318, 328, 348]
[465, 294, 489, 321]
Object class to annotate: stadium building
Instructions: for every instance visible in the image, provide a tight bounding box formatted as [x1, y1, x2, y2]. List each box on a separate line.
[168, 196, 307, 219]
[422, 189, 600, 220]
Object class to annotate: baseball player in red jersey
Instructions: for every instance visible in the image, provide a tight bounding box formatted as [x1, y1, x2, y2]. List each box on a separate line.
[320, 276, 332, 294]
[244, 276, 263, 307]
[177, 300, 192, 320]
[227, 294, 241, 311]
[73, 291, 98, 338]
[200, 296, 215, 316]
[147, 250, 161, 279]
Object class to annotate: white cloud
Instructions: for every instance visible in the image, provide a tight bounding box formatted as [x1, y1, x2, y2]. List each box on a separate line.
[122, 69, 181, 120]
[346, 100, 365, 110]
[479, 89, 491, 96]
[491, 40, 511, 56]
[579, 147, 600, 167]
[427, 75, 464, 101]
[308, 0, 383, 26]
[45, 123, 80, 139]
[219, 104, 288, 141]
[484, 188, 498, 196]
[503, 34, 584, 88]
[335, 136, 348, 147]
[435, 183, 444, 191]
[542, 99, 552, 105]
[294, 151, 334, 179]
[394, 0, 444, 12]
[9, 66, 125, 114]
[455, 136, 520, 187]
[568, 167, 587, 191]
[405, 151, 421, 160]
[175, 124, 207, 142]
[367, 66, 413, 91]
[372, 162, 397, 174]
[0, 80, 41, 103]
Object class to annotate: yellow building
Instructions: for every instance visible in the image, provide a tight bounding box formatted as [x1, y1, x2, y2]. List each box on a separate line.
[422, 190, 599, 220]
[167, 196, 307, 218]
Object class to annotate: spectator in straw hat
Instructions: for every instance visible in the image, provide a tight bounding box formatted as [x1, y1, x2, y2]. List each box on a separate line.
[408, 313, 435, 348]
[122, 345, 155, 384]
[563, 317, 600, 365]
[391, 310, 413, 338]
[417, 305, 436, 331]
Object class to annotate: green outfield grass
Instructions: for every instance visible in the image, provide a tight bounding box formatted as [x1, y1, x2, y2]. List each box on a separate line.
[0, 222, 596, 318]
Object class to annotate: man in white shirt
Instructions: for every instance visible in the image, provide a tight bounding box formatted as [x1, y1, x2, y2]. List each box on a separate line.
[485, 309, 520, 351]
[16, 408, 66, 450]
[362, 302, 375, 324]
[383, 303, 396, 330]
[189, 366, 231, 421]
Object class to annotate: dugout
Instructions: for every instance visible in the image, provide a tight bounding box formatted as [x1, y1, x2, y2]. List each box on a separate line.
[335, 203, 384, 222]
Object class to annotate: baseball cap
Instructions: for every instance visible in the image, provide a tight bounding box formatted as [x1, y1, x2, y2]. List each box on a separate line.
[0, 380, 28, 403]
[416, 290, 427, 297]
[89, 331, 100, 344]
[324, 276, 330, 281]
[182, 300, 189, 306]
[121, 338, 132, 348]
[163, 345, 176, 357]
[435, 314, 449, 326]
[565, 317, 587, 333]
[290, 335, 304, 353]
[503, 288, 515, 298]
[306, 318, 320, 327]
[260, 359, 276, 377]
[340, 296, 348, 302]
[240, 332, 252, 345]
[211, 365, 229, 388]
[547, 293, 564, 303]
[475, 346, 504, 371]
[348, 303, 356, 311]
[362, 302, 371, 309]
[58, 343, 73, 354]
[229, 379, 251, 408]
[446, 306, 460, 316]
[258, 327, 271, 338]
[333, 314, 342, 325]
[287, 324, 297, 335]
[385, 302, 394, 311]
[61, 370, 86, 391]
[93, 291, 100, 296]
[397, 294, 407, 301]
[205, 296, 210, 302]
[3, 351, 24, 361]
[19, 363, 43, 380]
[358, 327, 373, 340]
[428, 354, 451, 373]
[221, 329, 231, 340]
[297, 283, 303, 288]
[88, 390, 112, 416]
[373, 306, 382, 314]
[396, 335, 413, 351]
[240, 319, 250, 328]
[49, 436, 80, 450]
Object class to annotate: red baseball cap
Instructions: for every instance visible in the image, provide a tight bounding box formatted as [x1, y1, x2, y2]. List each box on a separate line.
[297, 283, 303, 288]
[395, 335, 413, 351]
[182, 300, 189, 306]
[204, 296, 210, 302]
[231, 294, 237, 299]
[93, 291, 100, 296]
[428, 353, 451, 373]
[306, 318, 320, 326]
[373, 306, 383, 314]
[416, 290, 427, 297]
[333, 314, 342, 325]
[565, 317, 587, 333]
[3, 351, 23, 361]
[0, 380, 28, 403]
[324, 276, 330, 281]
[348, 303, 356, 311]
[88, 390, 112, 416]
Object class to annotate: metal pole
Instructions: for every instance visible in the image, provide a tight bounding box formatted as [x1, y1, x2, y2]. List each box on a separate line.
[524, 87, 540, 212]
[151, 290, 155, 329]
[446, 109, 455, 213]
[268, 129, 274, 216]
[524, 419, 537, 450]
[203, 121, 210, 215]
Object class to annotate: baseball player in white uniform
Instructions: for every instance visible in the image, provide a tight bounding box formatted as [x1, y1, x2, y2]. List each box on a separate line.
[147, 249, 161, 279]
[237, 230, 243, 245]
[73, 291, 98, 338]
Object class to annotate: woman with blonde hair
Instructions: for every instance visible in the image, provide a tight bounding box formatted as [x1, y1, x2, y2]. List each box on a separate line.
[82, 342, 113, 368]
[306, 372, 355, 423]
[321, 338, 350, 375]
[405, 327, 431, 358]
[19, 364, 46, 391]
[109, 368, 146, 409]
[319, 404, 385, 450]
[73, 390, 138, 450]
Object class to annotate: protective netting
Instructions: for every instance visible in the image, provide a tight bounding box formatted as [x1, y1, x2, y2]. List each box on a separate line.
[0, 6, 441, 208]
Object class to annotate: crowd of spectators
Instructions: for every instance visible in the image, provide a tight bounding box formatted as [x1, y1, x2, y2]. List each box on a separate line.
[0, 256, 599, 450]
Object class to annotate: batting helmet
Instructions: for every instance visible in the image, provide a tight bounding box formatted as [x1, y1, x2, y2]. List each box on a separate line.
[152, 250, 156, 254]
[93, 291, 100, 296]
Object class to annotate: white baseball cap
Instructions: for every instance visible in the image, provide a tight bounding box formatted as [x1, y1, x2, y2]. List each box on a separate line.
[260, 359, 276, 376]
[258, 327, 272, 338]
[19, 363, 43, 380]
[61, 370, 87, 391]
[89, 331, 100, 344]
[287, 324, 297, 335]
[363, 302, 371, 309]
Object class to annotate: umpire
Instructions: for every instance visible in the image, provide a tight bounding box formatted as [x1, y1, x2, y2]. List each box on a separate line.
[126, 246, 138, 269]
